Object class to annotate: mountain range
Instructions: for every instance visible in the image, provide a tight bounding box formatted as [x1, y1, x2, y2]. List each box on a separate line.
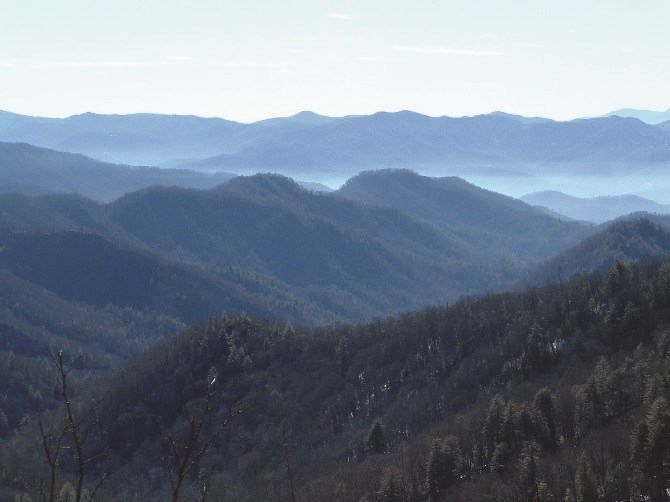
[1, 110, 669, 186]
[337, 169, 589, 263]
[606, 107, 670, 124]
[521, 190, 670, 223]
[0, 170, 594, 328]
[0, 141, 235, 201]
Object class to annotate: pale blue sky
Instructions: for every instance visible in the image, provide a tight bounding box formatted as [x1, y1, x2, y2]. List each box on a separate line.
[1, 0, 668, 121]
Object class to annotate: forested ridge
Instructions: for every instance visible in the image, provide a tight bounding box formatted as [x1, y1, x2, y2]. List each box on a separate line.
[522, 219, 670, 286]
[336, 169, 589, 263]
[3, 257, 670, 501]
[0, 172, 593, 327]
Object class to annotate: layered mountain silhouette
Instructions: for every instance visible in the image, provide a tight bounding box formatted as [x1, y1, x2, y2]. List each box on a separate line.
[606, 107, 670, 124]
[0, 230, 343, 326]
[0, 142, 235, 201]
[1, 110, 669, 180]
[3, 162, 670, 501]
[523, 218, 670, 285]
[336, 169, 590, 263]
[521, 190, 670, 223]
[0, 171, 595, 325]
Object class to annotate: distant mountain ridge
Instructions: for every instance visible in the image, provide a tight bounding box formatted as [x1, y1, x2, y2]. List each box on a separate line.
[0, 142, 236, 201]
[606, 107, 670, 125]
[521, 190, 670, 223]
[1, 110, 669, 181]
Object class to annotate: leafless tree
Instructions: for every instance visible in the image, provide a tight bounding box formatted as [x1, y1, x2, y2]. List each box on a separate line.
[163, 366, 244, 502]
[38, 350, 108, 502]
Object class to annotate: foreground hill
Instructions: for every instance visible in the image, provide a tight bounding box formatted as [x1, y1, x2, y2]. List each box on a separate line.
[521, 190, 670, 223]
[336, 169, 591, 263]
[4, 257, 669, 501]
[0, 142, 235, 201]
[523, 219, 670, 286]
[0, 266, 185, 434]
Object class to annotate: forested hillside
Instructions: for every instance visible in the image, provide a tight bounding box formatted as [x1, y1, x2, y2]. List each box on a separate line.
[336, 169, 590, 262]
[0, 173, 592, 326]
[4, 167, 670, 501]
[523, 219, 670, 286]
[0, 230, 337, 326]
[2, 258, 670, 501]
[0, 267, 185, 435]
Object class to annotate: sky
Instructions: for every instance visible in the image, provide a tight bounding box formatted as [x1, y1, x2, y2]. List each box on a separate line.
[1, 0, 668, 122]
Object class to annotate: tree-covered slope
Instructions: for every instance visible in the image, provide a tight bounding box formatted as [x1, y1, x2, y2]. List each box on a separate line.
[0, 266, 185, 434]
[610, 211, 670, 228]
[5, 258, 669, 501]
[336, 169, 592, 263]
[525, 218, 670, 285]
[0, 229, 346, 326]
[104, 174, 528, 314]
[0, 172, 600, 324]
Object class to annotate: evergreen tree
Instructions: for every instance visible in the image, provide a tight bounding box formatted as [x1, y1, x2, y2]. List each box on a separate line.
[483, 395, 506, 457]
[0, 407, 8, 438]
[426, 436, 461, 501]
[635, 397, 670, 500]
[574, 451, 597, 502]
[366, 418, 387, 455]
[518, 441, 549, 502]
[377, 466, 407, 502]
[533, 388, 559, 450]
[57, 483, 76, 502]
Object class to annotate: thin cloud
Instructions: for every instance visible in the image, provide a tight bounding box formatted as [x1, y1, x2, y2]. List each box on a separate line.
[217, 61, 285, 69]
[168, 56, 194, 61]
[325, 12, 355, 21]
[395, 46, 505, 57]
[355, 56, 397, 62]
[47, 60, 149, 68]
